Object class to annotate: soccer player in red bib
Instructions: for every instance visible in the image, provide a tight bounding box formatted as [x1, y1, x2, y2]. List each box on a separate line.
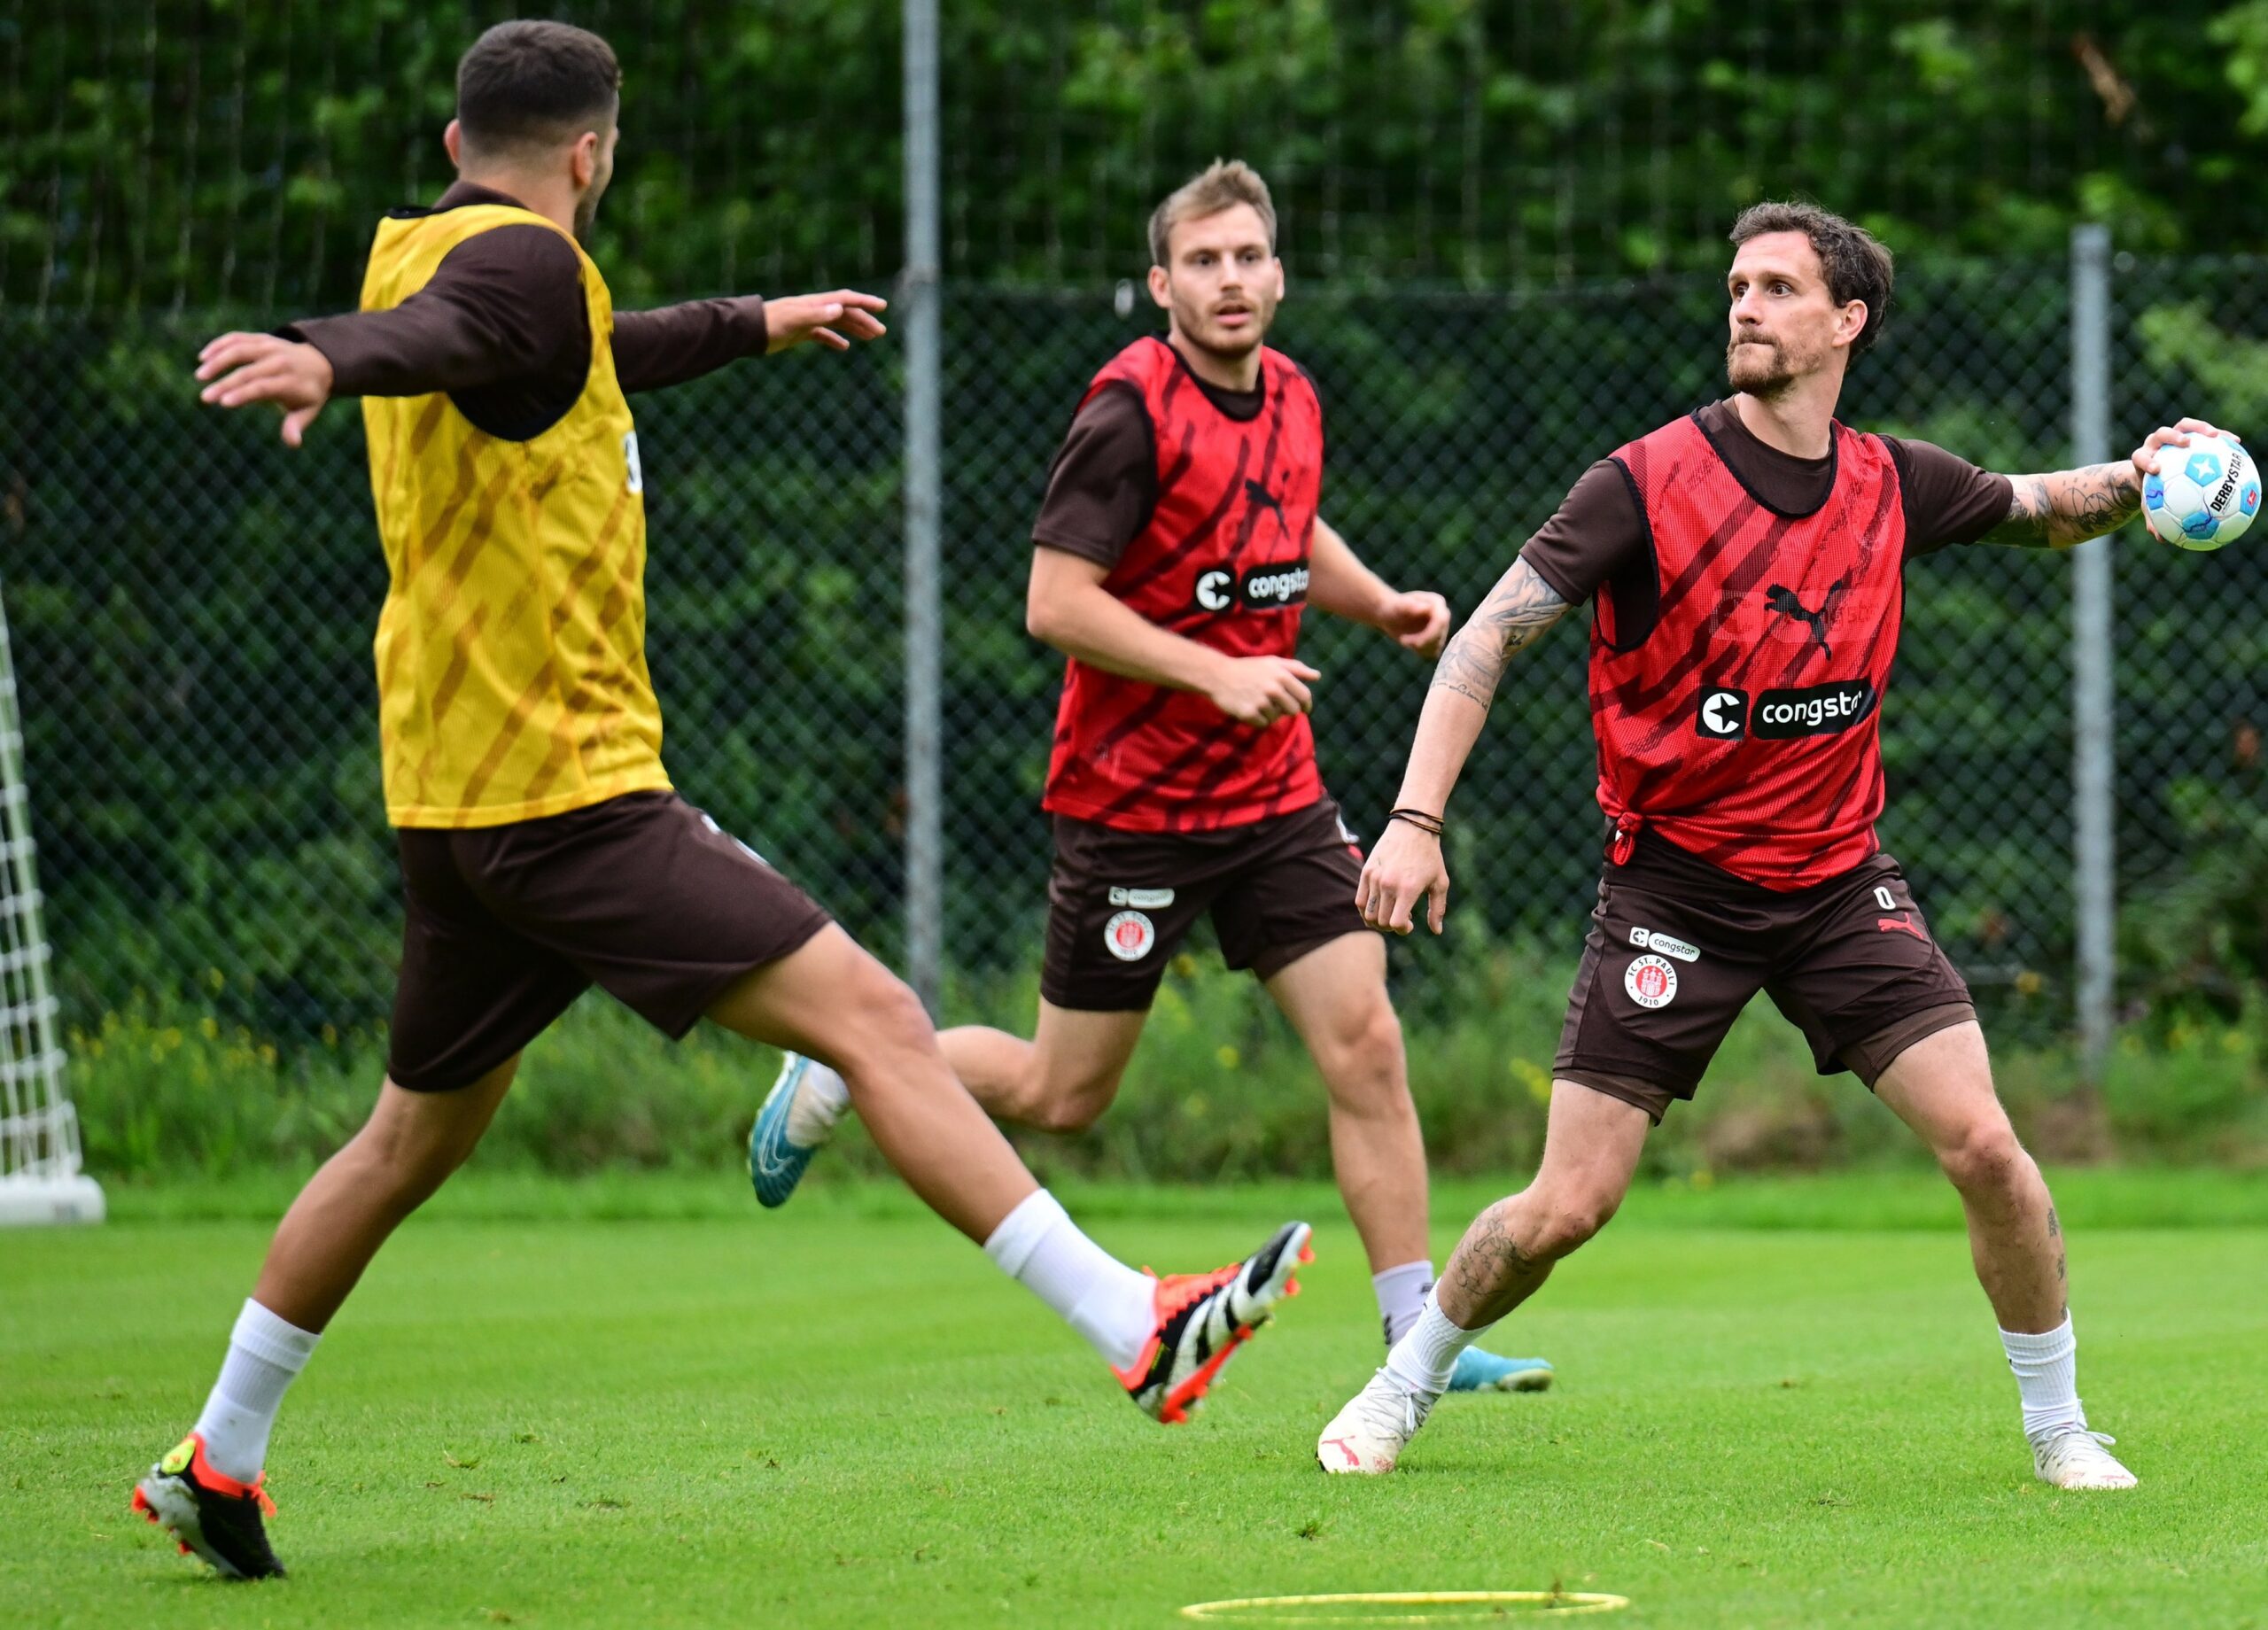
[1317, 200, 2236, 1488]
[755, 161, 1552, 1393]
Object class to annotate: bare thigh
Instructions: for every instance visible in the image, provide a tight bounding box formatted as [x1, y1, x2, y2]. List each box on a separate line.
[707, 923, 1037, 1239]
[703, 922, 933, 1060]
[1262, 931, 1400, 1096]
[1027, 999, 1152, 1111]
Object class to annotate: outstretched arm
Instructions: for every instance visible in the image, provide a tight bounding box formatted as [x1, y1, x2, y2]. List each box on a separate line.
[200, 223, 595, 442]
[1356, 556, 1572, 935]
[1306, 517, 1452, 657]
[611, 290, 887, 392]
[202, 239, 887, 443]
[1983, 416, 2233, 548]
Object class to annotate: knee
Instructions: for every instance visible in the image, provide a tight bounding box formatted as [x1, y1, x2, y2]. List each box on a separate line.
[832, 963, 940, 1072]
[1318, 1004, 1409, 1103]
[1020, 1090, 1112, 1136]
[346, 1115, 465, 1211]
[1013, 1052, 1127, 1134]
[1936, 1117, 2031, 1198]
[1518, 1184, 1621, 1261]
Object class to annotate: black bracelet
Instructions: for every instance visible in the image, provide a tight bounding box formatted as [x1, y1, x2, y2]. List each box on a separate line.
[1387, 808, 1446, 837]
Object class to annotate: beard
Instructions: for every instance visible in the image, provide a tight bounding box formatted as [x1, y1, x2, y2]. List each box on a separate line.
[1725, 333, 1822, 398]
[1174, 294, 1273, 361]
[1726, 337, 1792, 396]
[573, 175, 610, 244]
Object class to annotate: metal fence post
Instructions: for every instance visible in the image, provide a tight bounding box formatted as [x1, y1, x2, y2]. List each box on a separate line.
[2070, 224, 2115, 1077]
[902, 0, 944, 1015]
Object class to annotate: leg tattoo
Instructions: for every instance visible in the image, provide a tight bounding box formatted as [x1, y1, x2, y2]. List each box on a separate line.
[2047, 1203, 2067, 1318]
[1441, 1200, 1553, 1326]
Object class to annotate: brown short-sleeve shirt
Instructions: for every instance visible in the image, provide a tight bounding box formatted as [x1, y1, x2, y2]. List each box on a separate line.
[1030, 369, 1271, 568]
[1519, 399, 2015, 634]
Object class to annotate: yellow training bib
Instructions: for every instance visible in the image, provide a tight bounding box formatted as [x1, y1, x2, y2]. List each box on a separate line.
[359, 203, 667, 827]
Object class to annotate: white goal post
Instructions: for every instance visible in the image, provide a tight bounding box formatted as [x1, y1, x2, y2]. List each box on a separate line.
[0, 581, 102, 1226]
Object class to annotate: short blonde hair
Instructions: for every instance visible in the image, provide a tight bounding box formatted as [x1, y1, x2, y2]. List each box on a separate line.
[1148, 159, 1277, 268]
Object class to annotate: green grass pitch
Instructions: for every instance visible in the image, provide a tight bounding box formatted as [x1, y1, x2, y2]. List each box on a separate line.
[4, 1172, 2264, 1628]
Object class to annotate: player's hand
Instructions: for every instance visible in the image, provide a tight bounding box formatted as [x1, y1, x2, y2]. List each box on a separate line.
[1378, 589, 1451, 658]
[1205, 655, 1320, 726]
[196, 333, 334, 447]
[2132, 417, 2237, 479]
[765, 290, 889, 353]
[1357, 819, 1449, 935]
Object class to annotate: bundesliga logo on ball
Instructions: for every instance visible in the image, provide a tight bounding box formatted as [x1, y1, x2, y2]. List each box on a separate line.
[2141, 431, 2258, 551]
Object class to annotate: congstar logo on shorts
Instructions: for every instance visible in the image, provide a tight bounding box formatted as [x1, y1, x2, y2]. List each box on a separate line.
[1694, 679, 1877, 741]
[1192, 561, 1310, 614]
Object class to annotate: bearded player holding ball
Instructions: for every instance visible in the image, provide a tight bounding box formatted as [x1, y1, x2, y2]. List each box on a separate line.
[1318, 199, 2238, 1491]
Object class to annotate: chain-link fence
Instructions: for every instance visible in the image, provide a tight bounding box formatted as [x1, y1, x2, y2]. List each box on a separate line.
[4, 252, 2266, 1048]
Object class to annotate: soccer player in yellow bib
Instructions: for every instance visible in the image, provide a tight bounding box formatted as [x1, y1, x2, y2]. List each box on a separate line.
[134, 20, 1311, 1581]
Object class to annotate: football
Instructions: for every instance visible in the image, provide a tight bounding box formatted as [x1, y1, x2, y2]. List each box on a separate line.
[2141, 431, 2257, 551]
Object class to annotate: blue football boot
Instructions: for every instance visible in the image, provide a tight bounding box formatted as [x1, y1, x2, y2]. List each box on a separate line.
[1448, 1347, 1555, 1393]
[748, 1052, 843, 1207]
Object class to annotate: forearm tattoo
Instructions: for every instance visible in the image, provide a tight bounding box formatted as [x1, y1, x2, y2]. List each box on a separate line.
[1984, 462, 2141, 549]
[1428, 557, 1571, 710]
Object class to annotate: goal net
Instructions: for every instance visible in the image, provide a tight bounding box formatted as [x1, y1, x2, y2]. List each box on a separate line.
[0, 582, 101, 1226]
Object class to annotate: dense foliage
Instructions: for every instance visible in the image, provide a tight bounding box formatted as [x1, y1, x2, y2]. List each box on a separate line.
[6, 3, 2268, 307]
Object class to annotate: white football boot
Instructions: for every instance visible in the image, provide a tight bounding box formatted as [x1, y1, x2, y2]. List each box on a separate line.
[1317, 1366, 1435, 1475]
[2031, 1426, 2137, 1490]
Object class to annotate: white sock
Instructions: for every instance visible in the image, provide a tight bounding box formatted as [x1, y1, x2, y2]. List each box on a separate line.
[2000, 1316, 2084, 1441]
[785, 1057, 852, 1145]
[982, 1189, 1155, 1371]
[1384, 1288, 1492, 1398]
[1372, 1260, 1434, 1348]
[191, 1299, 322, 1481]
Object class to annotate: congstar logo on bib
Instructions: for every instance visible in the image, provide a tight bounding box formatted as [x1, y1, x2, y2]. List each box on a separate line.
[1694, 679, 1877, 741]
[1192, 561, 1310, 615]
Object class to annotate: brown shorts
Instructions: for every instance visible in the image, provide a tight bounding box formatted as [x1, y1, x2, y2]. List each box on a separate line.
[1042, 796, 1369, 1011]
[388, 791, 833, 1092]
[1554, 832, 1975, 1122]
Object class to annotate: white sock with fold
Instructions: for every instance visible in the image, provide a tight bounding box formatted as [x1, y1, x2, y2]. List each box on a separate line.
[1384, 1288, 1492, 1398]
[2000, 1316, 2084, 1441]
[785, 1058, 852, 1145]
[191, 1299, 322, 1481]
[1372, 1260, 1434, 1348]
[983, 1189, 1155, 1371]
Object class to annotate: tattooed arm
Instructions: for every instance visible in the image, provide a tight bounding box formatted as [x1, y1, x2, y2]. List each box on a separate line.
[1983, 416, 2237, 548]
[1982, 463, 2140, 550]
[1427, 557, 1573, 709]
[1355, 556, 1572, 935]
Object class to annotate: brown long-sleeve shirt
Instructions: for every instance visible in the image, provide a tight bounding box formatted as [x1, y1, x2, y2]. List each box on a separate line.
[282, 182, 770, 441]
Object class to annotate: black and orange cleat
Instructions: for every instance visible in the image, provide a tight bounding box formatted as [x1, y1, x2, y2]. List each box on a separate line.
[1114, 1221, 1312, 1424]
[131, 1432, 285, 1580]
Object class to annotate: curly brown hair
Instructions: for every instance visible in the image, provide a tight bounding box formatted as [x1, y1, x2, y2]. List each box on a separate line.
[1729, 201, 1895, 356]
